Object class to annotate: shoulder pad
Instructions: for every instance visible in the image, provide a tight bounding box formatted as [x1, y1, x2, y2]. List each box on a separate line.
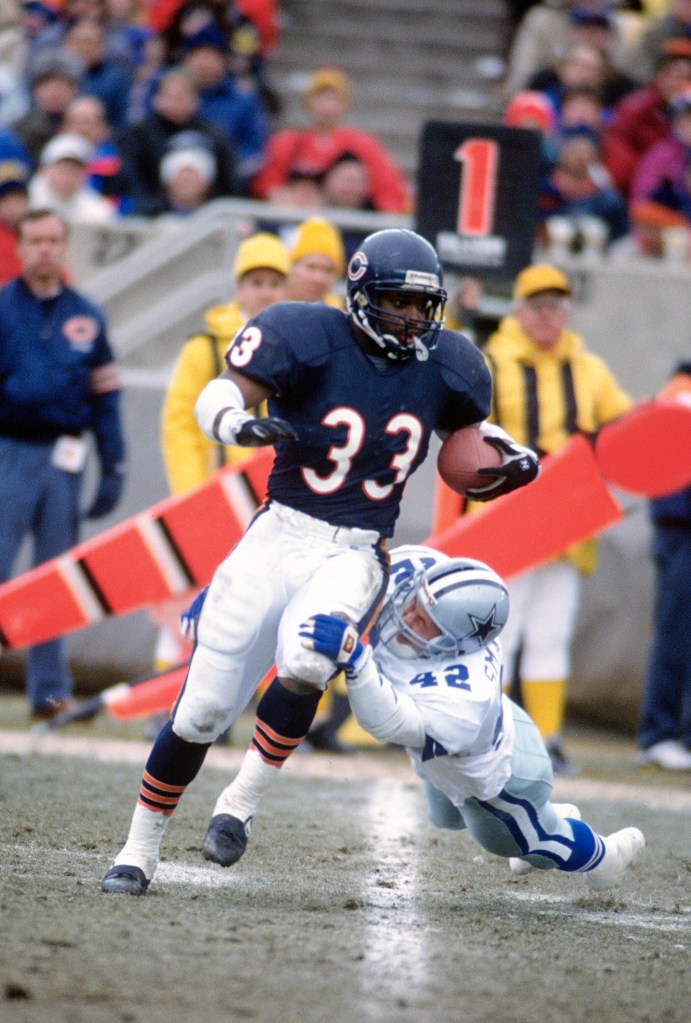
[253, 301, 351, 361]
[255, 300, 343, 332]
[433, 328, 490, 391]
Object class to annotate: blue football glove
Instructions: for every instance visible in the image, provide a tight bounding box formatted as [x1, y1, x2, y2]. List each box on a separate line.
[84, 465, 125, 519]
[465, 423, 540, 502]
[180, 586, 209, 643]
[299, 614, 367, 675]
[235, 417, 298, 447]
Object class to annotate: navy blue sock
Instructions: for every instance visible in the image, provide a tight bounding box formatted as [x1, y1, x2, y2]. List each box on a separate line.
[251, 679, 321, 766]
[136, 722, 211, 814]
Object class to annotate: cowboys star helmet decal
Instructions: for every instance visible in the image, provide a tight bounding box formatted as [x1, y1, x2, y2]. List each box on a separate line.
[467, 607, 500, 644]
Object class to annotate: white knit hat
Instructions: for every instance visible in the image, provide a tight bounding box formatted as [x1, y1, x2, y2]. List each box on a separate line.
[40, 133, 93, 166]
[160, 148, 216, 185]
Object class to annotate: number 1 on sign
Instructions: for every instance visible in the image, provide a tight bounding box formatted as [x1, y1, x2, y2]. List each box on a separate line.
[454, 138, 499, 237]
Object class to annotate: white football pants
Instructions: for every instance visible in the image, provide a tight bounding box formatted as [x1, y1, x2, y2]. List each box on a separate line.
[500, 559, 581, 681]
[424, 704, 592, 869]
[172, 501, 388, 743]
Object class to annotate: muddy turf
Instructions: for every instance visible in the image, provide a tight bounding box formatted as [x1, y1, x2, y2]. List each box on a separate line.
[0, 703, 689, 1023]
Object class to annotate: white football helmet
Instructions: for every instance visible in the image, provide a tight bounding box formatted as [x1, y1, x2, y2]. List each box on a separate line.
[375, 558, 509, 659]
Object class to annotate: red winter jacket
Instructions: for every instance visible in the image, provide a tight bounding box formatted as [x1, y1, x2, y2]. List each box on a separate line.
[629, 135, 690, 207]
[0, 221, 21, 286]
[602, 85, 671, 198]
[250, 126, 411, 213]
[146, 0, 278, 54]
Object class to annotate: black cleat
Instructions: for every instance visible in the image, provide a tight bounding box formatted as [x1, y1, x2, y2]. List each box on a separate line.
[101, 864, 150, 895]
[202, 814, 252, 866]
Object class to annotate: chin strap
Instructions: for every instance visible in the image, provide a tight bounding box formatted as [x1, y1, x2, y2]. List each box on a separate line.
[413, 335, 430, 362]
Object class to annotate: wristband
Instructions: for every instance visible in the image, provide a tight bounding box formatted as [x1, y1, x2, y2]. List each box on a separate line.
[195, 378, 251, 444]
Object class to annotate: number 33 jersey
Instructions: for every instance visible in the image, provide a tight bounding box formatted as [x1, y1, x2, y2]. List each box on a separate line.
[225, 302, 491, 536]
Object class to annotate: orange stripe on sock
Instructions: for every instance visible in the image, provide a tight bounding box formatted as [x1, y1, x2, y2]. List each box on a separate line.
[252, 734, 302, 759]
[253, 718, 304, 748]
[139, 788, 180, 806]
[142, 770, 186, 793]
[252, 744, 289, 766]
[137, 795, 176, 815]
[251, 728, 305, 766]
[251, 735, 297, 761]
[139, 770, 187, 813]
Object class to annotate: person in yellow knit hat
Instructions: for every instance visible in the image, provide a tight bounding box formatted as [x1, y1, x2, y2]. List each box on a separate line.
[285, 217, 346, 308]
[162, 232, 290, 494]
[476, 262, 632, 775]
[144, 232, 290, 736]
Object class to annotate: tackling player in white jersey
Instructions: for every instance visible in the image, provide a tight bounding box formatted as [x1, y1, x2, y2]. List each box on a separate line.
[300, 545, 645, 891]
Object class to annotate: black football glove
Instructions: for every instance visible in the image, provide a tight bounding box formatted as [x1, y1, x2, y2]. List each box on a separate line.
[465, 424, 540, 502]
[235, 416, 298, 447]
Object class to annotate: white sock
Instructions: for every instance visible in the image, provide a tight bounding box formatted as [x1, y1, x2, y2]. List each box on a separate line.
[213, 748, 280, 821]
[113, 804, 169, 879]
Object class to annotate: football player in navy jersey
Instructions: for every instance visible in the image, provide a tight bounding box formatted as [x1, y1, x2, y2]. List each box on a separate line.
[301, 545, 645, 893]
[102, 228, 540, 895]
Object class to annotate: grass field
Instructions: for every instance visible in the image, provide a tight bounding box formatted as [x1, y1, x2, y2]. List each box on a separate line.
[1, 697, 689, 1023]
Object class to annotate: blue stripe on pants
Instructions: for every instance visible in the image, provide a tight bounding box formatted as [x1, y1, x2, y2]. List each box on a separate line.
[423, 702, 604, 871]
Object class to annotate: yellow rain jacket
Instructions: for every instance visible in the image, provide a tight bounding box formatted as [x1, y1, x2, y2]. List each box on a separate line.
[162, 302, 262, 495]
[473, 315, 632, 572]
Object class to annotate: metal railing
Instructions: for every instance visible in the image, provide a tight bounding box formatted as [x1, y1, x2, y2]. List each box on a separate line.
[76, 199, 410, 364]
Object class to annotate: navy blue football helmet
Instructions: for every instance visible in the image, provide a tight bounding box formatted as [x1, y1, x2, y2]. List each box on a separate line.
[346, 229, 447, 361]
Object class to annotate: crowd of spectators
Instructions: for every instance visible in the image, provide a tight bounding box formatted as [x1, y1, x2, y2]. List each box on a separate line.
[497, 4, 690, 778]
[501, 1, 691, 263]
[0, 0, 416, 284]
[2, 1, 690, 272]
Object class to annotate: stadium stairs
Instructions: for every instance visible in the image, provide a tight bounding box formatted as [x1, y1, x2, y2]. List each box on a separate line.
[267, 0, 510, 180]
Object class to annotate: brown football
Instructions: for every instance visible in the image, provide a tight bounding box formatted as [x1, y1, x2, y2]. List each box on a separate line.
[437, 425, 503, 496]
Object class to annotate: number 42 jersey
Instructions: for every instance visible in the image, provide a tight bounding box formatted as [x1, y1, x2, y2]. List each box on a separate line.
[225, 302, 491, 537]
[355, 545, 516, 803]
